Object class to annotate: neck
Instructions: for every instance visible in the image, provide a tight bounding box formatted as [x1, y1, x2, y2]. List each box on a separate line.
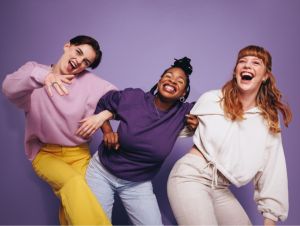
[238, 91, 257, 111]
[51, 63, 61, 74]
[154, 95, 175, 111]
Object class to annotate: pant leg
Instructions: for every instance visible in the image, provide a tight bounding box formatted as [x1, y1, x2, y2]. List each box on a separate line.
[58, 205, 68, 225]
[168, 153, 252, 226]
[167, 154, 218, 225]
[86, 152, 115, 220]
[118, 180, 163, 226]
[32, 145, 111, 225]
[214, 188, 252, 225]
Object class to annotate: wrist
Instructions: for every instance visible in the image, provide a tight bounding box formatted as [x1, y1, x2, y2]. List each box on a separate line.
[264, 217, 276, 226]
[101, 110, 114, 120]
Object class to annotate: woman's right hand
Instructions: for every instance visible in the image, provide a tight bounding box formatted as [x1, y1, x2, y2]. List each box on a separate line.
[103, 132, 120, 150]
[44, 72, 74, 97]
[185, 114, 199, 131]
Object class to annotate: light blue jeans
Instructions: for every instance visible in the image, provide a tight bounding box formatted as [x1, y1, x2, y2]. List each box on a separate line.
[86, 152, 163, 225]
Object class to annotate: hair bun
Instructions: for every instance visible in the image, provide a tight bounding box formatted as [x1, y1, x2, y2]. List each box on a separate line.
[172, 57, 193, 75]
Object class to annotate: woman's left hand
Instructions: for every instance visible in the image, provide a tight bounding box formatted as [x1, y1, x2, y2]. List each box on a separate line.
[185, 114, 198, 131]
[76, 114, 105, 138]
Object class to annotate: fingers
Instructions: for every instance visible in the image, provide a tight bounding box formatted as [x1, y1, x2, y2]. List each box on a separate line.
[82, 127, 97, 139]
[77, 125, 96, 138]
[61, 77, 73, 84]
[114, 143, 120, 150]
[185, 114, 199, 130]
[44, 72, 73, 96]
[103, 132, 119, 150]
[52, 82, 68, 95]
[79, 118, 88, 123]
[45, 83, 53, 97]
[76, 122, 93, 137]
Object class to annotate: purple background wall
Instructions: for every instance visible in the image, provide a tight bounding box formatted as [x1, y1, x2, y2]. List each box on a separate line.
[0, 0, 299, 225]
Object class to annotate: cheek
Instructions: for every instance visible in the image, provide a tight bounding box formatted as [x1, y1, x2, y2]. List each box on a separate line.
[179, 84, 187, 94]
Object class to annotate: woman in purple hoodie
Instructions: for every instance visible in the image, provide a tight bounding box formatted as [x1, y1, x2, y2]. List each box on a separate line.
[76, 57, 198, 225]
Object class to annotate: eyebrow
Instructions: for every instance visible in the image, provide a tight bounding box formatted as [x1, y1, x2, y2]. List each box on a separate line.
[77, 47, 84, 55]
[165, 72, 186, 81]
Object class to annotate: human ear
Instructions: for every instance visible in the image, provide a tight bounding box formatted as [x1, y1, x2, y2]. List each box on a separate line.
[263, 71, 270, 82]
[63, 42, 71, 51]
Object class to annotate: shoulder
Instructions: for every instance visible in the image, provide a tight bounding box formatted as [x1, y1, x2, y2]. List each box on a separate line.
[197, 89, 222, 103]
[119, 88, 146, 99]
[79, 71, 118, 90]
[20, 61, 49, 71]
[102, 88, 145, 100]
[180, 101, 195, 112]
[123, 87, 145, 94]
[191, 89, 224, 115]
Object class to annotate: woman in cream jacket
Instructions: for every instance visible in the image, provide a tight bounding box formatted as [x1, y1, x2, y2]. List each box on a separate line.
[167, 45, 292, 226]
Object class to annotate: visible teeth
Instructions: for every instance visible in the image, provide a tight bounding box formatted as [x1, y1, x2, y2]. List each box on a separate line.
[70, 61, 77, 69]
[164, 85, 175, 92]
[241, 72, 252, 77]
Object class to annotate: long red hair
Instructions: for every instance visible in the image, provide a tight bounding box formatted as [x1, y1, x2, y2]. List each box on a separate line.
[222, 45, 292, 133]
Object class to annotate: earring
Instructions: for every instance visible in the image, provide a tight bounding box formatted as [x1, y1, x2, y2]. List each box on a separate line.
[179, 97, 185, 102]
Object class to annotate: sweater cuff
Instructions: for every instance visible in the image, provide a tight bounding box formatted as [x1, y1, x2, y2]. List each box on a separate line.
[31, 66, 50, 85]
[263, 212, 278, 222]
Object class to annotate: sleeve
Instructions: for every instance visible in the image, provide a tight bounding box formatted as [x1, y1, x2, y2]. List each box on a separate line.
[253, 132, 289, 222]
[95, 89, 122, 118]
[2, 61, 49, 111]
[178, 101, 196, 137]
[101, 80, 118, 95]
[189, 90, 221, 116]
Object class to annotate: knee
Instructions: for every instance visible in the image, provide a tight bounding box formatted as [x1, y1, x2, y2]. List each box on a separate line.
[60, 174, 87, 192]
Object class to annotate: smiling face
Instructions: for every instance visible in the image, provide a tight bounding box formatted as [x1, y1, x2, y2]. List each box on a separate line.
[157, 67, 187, 102]
[55, 43, 97, 75]
[235, 55, 269, 95]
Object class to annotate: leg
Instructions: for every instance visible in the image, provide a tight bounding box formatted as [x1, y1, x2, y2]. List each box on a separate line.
[32, 146, 111, 225]
[168, 175, 218, 225]
[118, 180, 163, 226]
[214, 188, 252, 225]
[167, 154, 218, 225]
[86, 152, 115, 220]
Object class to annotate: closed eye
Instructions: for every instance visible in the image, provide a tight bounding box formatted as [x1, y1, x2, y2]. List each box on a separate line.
[83, 59, 91, 66]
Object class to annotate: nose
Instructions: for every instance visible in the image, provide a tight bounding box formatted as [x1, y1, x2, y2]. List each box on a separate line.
[77, 56, 84, 64]
[243, 60, 251, 68]
[168, 76, 177, 84]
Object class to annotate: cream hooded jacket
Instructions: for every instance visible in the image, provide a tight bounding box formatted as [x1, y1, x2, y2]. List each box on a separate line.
[190, 90, 288, 222]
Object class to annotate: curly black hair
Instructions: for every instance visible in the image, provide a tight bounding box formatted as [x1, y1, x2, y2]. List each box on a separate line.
[150, 57, 192, 101]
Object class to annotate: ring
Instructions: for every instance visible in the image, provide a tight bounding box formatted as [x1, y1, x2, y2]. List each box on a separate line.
[52, 81, 59, 86]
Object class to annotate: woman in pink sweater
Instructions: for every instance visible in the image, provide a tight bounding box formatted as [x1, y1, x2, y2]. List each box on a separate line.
[2, 35, 116, 225]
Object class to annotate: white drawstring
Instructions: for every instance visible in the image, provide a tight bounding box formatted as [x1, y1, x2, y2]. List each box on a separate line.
[201, 161, 219, 188]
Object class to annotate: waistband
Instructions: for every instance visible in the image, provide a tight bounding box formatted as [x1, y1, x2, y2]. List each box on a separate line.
[42, 143, 89, 150]
[182, 153, 230, 188]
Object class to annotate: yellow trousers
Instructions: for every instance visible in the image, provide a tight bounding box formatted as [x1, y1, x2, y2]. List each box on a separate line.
[32, 144, 111, 225]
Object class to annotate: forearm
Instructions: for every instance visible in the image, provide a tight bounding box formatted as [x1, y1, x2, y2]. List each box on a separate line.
[101, 121, 114, 134]
[264, 217, 276, 226]
[2, 62, 49, 106]
[98, 110, 114, 121]
[96, 110, 114, 134]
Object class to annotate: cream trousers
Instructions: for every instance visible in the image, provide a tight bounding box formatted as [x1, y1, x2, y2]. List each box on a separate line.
[167, 153, 252, 226]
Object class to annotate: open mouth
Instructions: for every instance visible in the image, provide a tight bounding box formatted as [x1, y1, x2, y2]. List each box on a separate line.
[241, 72, 253, 81]
[163, 84, 176, 93]
[69, 60, 77, 70]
